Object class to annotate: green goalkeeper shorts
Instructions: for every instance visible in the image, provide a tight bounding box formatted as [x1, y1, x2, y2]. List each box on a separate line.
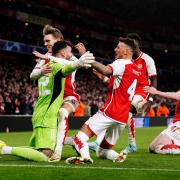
[29, 127, 57, 151]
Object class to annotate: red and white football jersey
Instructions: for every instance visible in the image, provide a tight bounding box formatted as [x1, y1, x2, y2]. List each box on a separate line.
[31, 55, 80, 100]
[135, 52, 157, 99]
[173, 100, 180, 123]
[100, 59, 141, 124]
[63, 55, 80, 100]
[64, 71, 80, 100]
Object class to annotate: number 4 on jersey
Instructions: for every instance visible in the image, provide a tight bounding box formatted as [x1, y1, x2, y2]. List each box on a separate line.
[127, 79, 137, 101]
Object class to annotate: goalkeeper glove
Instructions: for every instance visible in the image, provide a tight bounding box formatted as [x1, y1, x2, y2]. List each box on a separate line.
[73, 52, 95, 68]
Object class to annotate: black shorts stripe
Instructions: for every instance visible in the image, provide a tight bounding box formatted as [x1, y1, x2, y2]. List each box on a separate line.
[48, 71, 64, 108]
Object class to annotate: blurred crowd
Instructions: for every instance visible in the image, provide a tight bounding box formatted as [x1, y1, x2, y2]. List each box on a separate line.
[0, 61, 177, 117]
[0, 61, 38, 115]
[0, 1, 179, 117]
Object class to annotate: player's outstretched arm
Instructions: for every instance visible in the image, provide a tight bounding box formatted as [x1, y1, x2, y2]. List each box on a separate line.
[93, 69, 109, 83]
[33, 51, 69, 64]
[33, 51, 47, 60]
[144, 86, 180, 100]
[91, 61, 113, 77]
[62, 52, 95, 76]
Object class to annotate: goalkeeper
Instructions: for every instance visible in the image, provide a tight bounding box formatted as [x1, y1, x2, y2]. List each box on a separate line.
[0, 41, 94, 162]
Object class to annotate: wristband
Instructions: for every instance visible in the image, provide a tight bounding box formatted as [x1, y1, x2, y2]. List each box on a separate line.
[103, 77, 109, 83]
[148, 97, 153, 102]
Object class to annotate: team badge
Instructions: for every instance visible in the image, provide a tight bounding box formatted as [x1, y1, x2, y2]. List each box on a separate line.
[137, 64, 142, 69]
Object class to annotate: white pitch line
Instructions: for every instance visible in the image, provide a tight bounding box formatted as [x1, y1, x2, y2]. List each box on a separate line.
[0, 164, 180, 172]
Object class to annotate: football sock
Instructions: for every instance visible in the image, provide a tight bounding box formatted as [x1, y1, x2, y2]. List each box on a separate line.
[95, 131, 106, 145]
[64, 137, 74, 145]
[97, 147, 119, 160]
[73, 131, 90, 159]
[54, 108, 69, 155]
[2, 146, 48, 162]
[127, 112, 136, 145]
[155, 144, 180, 154]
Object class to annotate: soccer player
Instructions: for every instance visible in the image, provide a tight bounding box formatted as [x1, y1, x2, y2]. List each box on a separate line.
[144, 86, 180, 154]
[30, 25, 87, 162]
[66, 37, 141, 164]
[0, 41, 94, 161]
[89, 33, 157, 154]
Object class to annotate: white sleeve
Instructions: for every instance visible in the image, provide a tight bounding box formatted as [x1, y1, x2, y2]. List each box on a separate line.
[70, 55, 79, 62]
[47, 55, 71, 65]
[143, 54, 157, 77]
[30, 69, 42, 80]
[30, 60, 45, 80]
[109, 60, 126, 76]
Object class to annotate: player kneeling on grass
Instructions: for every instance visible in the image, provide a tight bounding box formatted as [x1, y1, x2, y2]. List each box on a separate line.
[66, 37, 141, 164]
[88, 33, 157, 154]
[0, 41, 94, 162]
[144, 86, 180, 154]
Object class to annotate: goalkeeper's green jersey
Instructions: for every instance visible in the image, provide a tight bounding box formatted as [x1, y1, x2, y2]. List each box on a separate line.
[32, 61, 75, 128]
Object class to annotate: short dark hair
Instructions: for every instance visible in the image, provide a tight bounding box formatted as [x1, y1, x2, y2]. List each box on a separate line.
[126, 33, 141, 44]
[65, 40, 74, 48]
[52, 41, 67, 55]
[119, 37, 138, 53]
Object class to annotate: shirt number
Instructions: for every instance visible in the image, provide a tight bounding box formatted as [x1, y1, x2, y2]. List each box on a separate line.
[127, 79, 137, 101]
[39, 76, 51, 96]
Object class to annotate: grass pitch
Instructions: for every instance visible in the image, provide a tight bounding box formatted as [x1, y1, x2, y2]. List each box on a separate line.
[1, 127, 180, 180]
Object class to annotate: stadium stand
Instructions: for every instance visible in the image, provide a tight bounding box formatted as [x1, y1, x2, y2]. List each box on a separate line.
[0, 55, 178, 116]
[0, 0, 179, 116]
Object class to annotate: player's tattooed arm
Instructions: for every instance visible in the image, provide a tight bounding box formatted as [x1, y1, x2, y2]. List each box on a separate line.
[91, 61, 112, 77]
[93, 69, 109, 83]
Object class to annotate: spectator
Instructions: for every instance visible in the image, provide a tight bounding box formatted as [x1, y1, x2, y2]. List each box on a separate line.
[0, 94, 5, 114]
[74, 101, 86, 117]
[21, 95, 33, 115]
[146, 107, 156, 117]
[14, 97, 21, 114]
[90, 100, 99, 116]
[4, 95, 13, 114]
[0, 59, 177, 116]
[157, 101, 170, 117]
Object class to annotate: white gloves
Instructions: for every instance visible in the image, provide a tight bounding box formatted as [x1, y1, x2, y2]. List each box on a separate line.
[74, 51, 95, 68]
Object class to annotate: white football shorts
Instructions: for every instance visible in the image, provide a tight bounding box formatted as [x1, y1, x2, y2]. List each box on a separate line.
[85, 111, 126, 146]
[161, 121, 180, 145]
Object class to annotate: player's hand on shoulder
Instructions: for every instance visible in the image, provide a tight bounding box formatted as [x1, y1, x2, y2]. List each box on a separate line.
[41, 64, 52, 76]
